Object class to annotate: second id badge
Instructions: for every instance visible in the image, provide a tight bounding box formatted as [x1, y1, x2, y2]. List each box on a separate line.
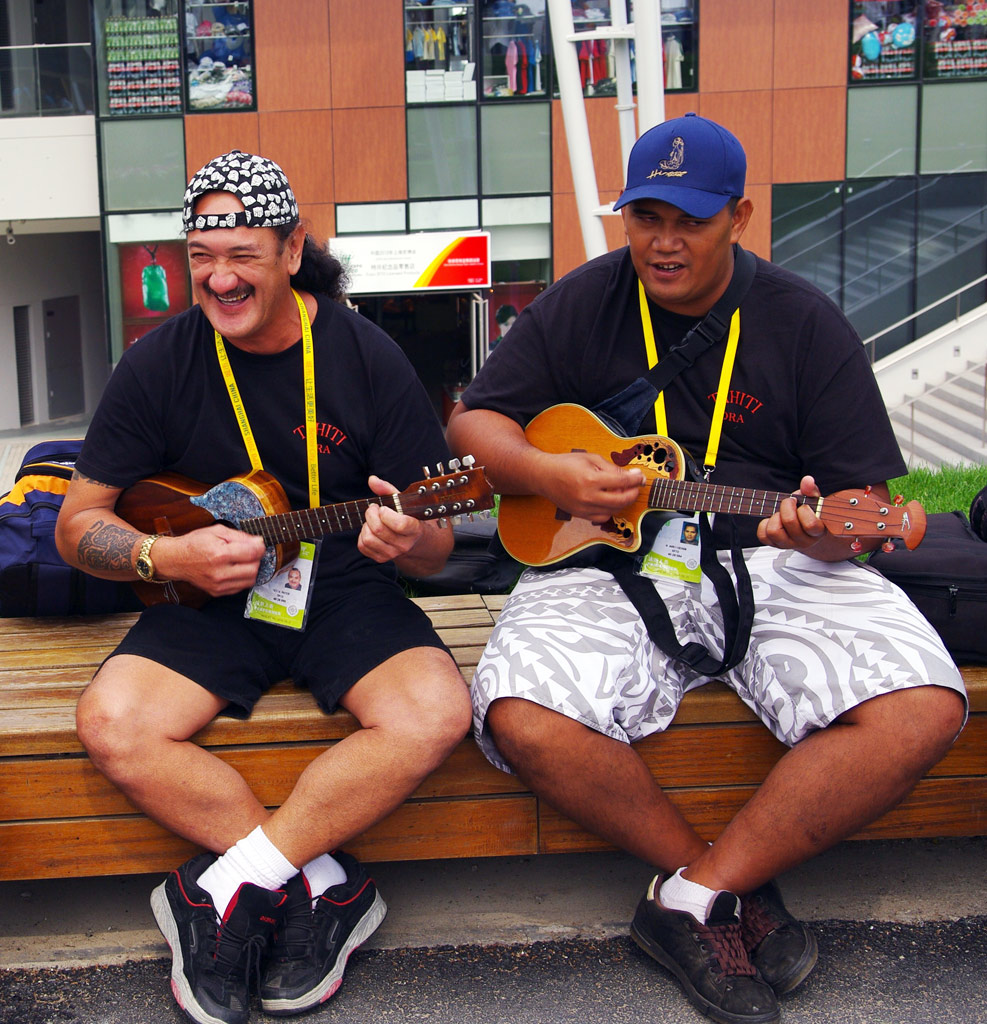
[637, 513, 703, 585]
[244, 541, 319, 630]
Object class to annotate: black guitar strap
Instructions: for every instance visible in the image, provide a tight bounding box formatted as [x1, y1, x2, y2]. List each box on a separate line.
[588, 245, 758, 677]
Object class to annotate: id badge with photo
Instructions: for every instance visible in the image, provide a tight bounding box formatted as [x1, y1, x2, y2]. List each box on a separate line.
[637, 513, 703, 585]
[244, 541, 319, 630]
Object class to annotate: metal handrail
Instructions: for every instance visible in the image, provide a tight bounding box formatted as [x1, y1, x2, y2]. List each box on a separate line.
[863, 273, 987, 362]
[903, 360, 987, 459]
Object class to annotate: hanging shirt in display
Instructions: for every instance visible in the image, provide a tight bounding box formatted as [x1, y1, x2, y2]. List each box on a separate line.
[665, 34, 684, 89]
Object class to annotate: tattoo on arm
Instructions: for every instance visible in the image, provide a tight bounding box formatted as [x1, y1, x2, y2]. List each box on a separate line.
[71, 469, 118, 489]
[79, 520, 142, 573]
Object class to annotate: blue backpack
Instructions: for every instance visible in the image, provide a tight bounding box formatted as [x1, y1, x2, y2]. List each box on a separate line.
[0, 439, 142, 616]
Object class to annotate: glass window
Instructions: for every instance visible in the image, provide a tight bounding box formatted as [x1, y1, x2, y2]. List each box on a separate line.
[96, 1, 183, 117]
[846, 84, 918, 177]
[100, 117, 187, 211]
[915, 171, 987, 336]
[480, 102, 550, 194]
[660, 0, 697, 92]
[405, 1, 475, 104]
[480, 0, 549, 99]
[920, 81, 987, 172]
[335, 204, 407, 235]
[850, 2, 919, 82]
[924, 5, 987, 80]
[408, 199, 479, 231]
[184, 1, 255, 112]
[0, 0, 93, 116]
[843, 177, 917, 356]
[407, 106, 478, 198]
[770, 183, 844, 304]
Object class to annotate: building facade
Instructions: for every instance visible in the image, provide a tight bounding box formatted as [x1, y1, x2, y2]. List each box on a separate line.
[1, 0, 985, 431]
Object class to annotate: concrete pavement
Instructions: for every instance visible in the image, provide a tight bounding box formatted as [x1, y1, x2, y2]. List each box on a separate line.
[1, 841, 986, 1024]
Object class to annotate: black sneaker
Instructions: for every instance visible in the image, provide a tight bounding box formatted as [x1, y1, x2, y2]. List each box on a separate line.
[260, 851, 387, 1016]
[741, 880, 818, 995]
[630, 875, 780, 1024]
[150, 852, 287, 1024]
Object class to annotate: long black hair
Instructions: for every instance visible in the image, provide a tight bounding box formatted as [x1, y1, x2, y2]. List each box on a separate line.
[274, 223, 349, 301]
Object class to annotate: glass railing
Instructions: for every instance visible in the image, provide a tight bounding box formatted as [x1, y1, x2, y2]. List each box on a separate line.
[0, 44, 94, 117]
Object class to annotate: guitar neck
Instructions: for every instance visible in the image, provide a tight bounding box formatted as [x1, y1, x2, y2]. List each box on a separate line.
[239, 496, 399, 544]
[650, 477, 818, 519]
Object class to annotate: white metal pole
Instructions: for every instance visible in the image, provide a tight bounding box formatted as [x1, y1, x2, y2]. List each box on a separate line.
[547, 0, 608, 260]
[610, 1, 637, 173]
[633, 0, 666, 134]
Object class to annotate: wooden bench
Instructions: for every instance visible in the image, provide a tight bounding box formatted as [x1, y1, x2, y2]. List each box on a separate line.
[1, 595, 985, 883]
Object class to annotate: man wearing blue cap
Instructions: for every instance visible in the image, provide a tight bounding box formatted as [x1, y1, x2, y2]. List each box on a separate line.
[447, 114, 966, 1024]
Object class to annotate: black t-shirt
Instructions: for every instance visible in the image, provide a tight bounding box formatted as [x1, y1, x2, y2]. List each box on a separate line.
[462, 247, 906, 548]
[78, 295, 452, 589]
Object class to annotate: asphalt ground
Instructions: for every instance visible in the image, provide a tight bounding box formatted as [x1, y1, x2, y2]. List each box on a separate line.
[2, 842, 986, 1024]
[2, 918, 986, 1024]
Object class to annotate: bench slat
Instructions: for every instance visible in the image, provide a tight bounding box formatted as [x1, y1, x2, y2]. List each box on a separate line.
[0, 795, 539, 881]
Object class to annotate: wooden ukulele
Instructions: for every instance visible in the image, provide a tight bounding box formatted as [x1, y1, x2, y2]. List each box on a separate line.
[496, 404, 926, 566]
[115, 458, 493, 606]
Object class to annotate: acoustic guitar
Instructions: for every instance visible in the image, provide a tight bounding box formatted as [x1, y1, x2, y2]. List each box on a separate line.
[115, 458, 493, 607]
[496, 404, 926, 566]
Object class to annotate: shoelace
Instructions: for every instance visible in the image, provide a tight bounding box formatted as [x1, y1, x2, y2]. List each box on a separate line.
[740, 893, 780, 951]
[213, 921, 269, 994]
[272, 893, 320, 963]
[696, 919, 758, 978]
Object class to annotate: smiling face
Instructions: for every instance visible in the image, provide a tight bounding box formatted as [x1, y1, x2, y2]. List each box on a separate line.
[620, 196, 752, 317]
[186, 191, 305, 353]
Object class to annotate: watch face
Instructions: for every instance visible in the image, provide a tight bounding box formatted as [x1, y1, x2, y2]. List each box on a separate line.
[137, 554, 153, 581]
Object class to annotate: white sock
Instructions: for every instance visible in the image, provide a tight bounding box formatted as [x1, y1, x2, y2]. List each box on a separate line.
[301, 853, 348, 907]
[199, 825, 299, 919]
[658, 867, 718, 924]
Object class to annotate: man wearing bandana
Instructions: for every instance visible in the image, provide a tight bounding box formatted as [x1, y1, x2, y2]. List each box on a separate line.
[56, 151, 472, 1024]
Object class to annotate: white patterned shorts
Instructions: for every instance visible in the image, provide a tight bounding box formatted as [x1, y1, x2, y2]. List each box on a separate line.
[472, 547, 968, 774]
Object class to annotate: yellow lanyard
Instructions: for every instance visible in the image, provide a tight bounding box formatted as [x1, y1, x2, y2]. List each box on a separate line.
[638, 280, 741, 476]
[214, 288, 320, 508]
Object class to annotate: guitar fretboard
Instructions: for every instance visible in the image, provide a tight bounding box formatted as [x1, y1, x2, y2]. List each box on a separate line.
[649, 478, 820, 519]
[239, 496, 400, 545]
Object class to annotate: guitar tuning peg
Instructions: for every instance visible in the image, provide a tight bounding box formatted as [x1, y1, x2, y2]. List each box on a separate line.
[450, 514, 462, 526]
[882, 540, 896, 553]
[462, 454, 475, 469]
[422, 466, 430, 478]
[850, 538, 863, 553]
[893, 494, 904, 506]
[436, 461, 445, 475]
[449, 458, 461, 471]
[863, 485, 872, 496]
[438, 517, 449, 529]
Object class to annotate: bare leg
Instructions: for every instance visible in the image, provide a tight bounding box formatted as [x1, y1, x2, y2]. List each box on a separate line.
[77, 648, 472, 861]
[487, 697, 709, 872]
[684, 685, 965, 894]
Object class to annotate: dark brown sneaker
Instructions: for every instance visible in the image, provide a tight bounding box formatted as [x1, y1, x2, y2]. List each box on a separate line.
[741, 880, 818, 995]
[630, 875, 780, 1024]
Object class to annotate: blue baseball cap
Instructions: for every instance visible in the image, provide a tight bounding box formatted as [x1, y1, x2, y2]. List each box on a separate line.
[612, 113, 747, 218]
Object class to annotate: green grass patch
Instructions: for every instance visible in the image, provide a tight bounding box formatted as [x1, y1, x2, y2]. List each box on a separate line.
[890, 463, 985, 515]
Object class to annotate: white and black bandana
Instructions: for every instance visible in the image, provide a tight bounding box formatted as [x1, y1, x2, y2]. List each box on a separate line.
[182, 150, 299, 233]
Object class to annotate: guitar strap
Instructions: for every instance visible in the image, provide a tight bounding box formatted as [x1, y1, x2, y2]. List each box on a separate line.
[588, 245, 758, 677]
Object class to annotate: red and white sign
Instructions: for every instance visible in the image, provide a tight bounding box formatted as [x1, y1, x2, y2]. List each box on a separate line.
[330, 231, 491, 294]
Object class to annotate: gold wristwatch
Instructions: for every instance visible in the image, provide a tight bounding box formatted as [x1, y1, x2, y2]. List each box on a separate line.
[135, 534, 165, 583]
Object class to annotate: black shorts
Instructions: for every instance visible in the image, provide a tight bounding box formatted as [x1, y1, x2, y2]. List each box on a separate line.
[108, 577, 450, 717]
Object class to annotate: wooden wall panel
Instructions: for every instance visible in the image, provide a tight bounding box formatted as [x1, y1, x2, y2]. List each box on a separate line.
[774, 0, 848, 89]
[254, 0, 330, 111]
[772, 86, 846, 183]
[300, 203, 335, 244]
[258, 110, 334, 205]
[695, 90, 772, 187]
[699, 0, 774, 93]
[184, 113, 260, 178]
[331, 106, 407, 203]
[551, 192, 627, 281]
[329, 0, 404, 109]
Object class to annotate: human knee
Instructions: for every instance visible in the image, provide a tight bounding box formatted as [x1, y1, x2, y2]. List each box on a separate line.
[854, 685, 966, 764]
[388, 673, 472, 761]
[486, 697, 558, 773]
[76, 672, 148, 769]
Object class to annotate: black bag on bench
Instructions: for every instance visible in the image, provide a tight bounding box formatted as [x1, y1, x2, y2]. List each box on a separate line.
[866, 510, 987, 664]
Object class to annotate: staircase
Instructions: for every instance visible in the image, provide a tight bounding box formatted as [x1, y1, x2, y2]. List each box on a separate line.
[889, 363, 987, 469]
